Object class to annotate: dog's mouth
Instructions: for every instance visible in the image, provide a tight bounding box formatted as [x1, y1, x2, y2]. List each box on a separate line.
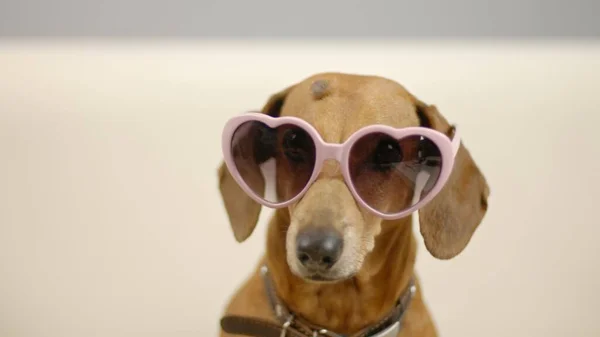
[302, 271, 356, 284]
[306, 274, 335, 283]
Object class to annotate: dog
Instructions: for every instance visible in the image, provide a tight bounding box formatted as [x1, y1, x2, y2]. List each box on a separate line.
[217, 72, 490, 337]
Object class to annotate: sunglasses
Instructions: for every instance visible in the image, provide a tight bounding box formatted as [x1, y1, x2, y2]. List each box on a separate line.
[221, 112, 460, 220]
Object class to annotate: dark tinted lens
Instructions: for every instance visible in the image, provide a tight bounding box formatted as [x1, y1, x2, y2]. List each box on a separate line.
[230, 121, 316, 203]
[348, 133, 442, 214]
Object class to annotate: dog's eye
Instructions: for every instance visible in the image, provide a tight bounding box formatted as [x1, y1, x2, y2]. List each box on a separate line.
[371, 139, 403, 171]
[417, 137, 441, 167]
[282, 128, 312, 164]
[253, 124, 277, 163]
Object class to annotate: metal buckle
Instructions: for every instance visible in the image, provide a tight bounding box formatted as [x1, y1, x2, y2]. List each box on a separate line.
[313, 329, 343, 337]
[280, 315, 294, 337]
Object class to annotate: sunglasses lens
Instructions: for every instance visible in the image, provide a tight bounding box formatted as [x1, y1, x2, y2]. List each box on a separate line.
[230, 121, 316, 204]
[348, 133, 443, 214]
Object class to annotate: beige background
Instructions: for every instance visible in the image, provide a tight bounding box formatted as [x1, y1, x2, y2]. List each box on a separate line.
[0, 40, 599, 337]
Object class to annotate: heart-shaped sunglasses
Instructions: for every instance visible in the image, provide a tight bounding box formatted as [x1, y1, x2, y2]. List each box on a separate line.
[222, 112, 460, 220]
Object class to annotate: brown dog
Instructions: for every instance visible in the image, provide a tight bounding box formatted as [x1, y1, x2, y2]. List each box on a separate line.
[217, 73, 490, 337]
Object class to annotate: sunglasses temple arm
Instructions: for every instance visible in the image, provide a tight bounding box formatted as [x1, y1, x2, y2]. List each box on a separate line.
[450, 125, 461, 157]
[411, 171, 431, 206]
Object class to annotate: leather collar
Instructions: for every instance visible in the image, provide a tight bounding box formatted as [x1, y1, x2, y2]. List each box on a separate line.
[221, 266, 416, 337]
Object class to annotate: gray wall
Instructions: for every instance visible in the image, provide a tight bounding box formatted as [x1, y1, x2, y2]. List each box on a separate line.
[0, 0, 598, 37]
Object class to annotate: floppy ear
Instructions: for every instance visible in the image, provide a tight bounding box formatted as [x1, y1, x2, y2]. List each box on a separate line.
[217, 86, 294, 242]
[415, 100, 491, 259]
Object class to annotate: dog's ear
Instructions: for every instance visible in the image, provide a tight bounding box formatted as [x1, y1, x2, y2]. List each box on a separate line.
[218, 86, 294, 242]
[415, 100, 490, 259]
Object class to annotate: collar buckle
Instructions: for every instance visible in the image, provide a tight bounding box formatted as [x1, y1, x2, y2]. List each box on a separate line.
[313, 329, 343, 337]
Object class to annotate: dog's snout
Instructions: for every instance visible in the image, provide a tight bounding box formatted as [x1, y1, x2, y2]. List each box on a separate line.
[296, 227, 343, 270]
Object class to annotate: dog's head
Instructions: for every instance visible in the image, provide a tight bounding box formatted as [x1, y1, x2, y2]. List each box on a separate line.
[218, 73, 490, 282]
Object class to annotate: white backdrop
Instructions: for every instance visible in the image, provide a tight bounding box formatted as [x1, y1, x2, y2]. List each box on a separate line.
[1, 40, 599, 337]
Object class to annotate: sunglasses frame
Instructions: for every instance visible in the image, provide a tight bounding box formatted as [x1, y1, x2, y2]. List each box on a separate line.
[222, 112, 461, 220]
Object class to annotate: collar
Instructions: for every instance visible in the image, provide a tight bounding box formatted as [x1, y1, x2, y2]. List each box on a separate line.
[221, 265, 416, 337]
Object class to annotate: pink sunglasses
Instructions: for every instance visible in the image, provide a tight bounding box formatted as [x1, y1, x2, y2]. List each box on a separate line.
[222, 112, 460, 220]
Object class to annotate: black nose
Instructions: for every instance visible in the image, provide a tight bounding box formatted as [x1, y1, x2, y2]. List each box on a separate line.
[296, 227, 343, 270]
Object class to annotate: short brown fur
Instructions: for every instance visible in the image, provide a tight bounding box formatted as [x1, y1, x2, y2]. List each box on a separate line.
[218, 73, 490, 337]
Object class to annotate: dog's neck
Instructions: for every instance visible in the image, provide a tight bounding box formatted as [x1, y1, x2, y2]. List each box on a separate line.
[265, 210, 417, 335]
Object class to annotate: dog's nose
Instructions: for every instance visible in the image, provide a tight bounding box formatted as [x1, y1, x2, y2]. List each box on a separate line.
[296, 227, 343, 270]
